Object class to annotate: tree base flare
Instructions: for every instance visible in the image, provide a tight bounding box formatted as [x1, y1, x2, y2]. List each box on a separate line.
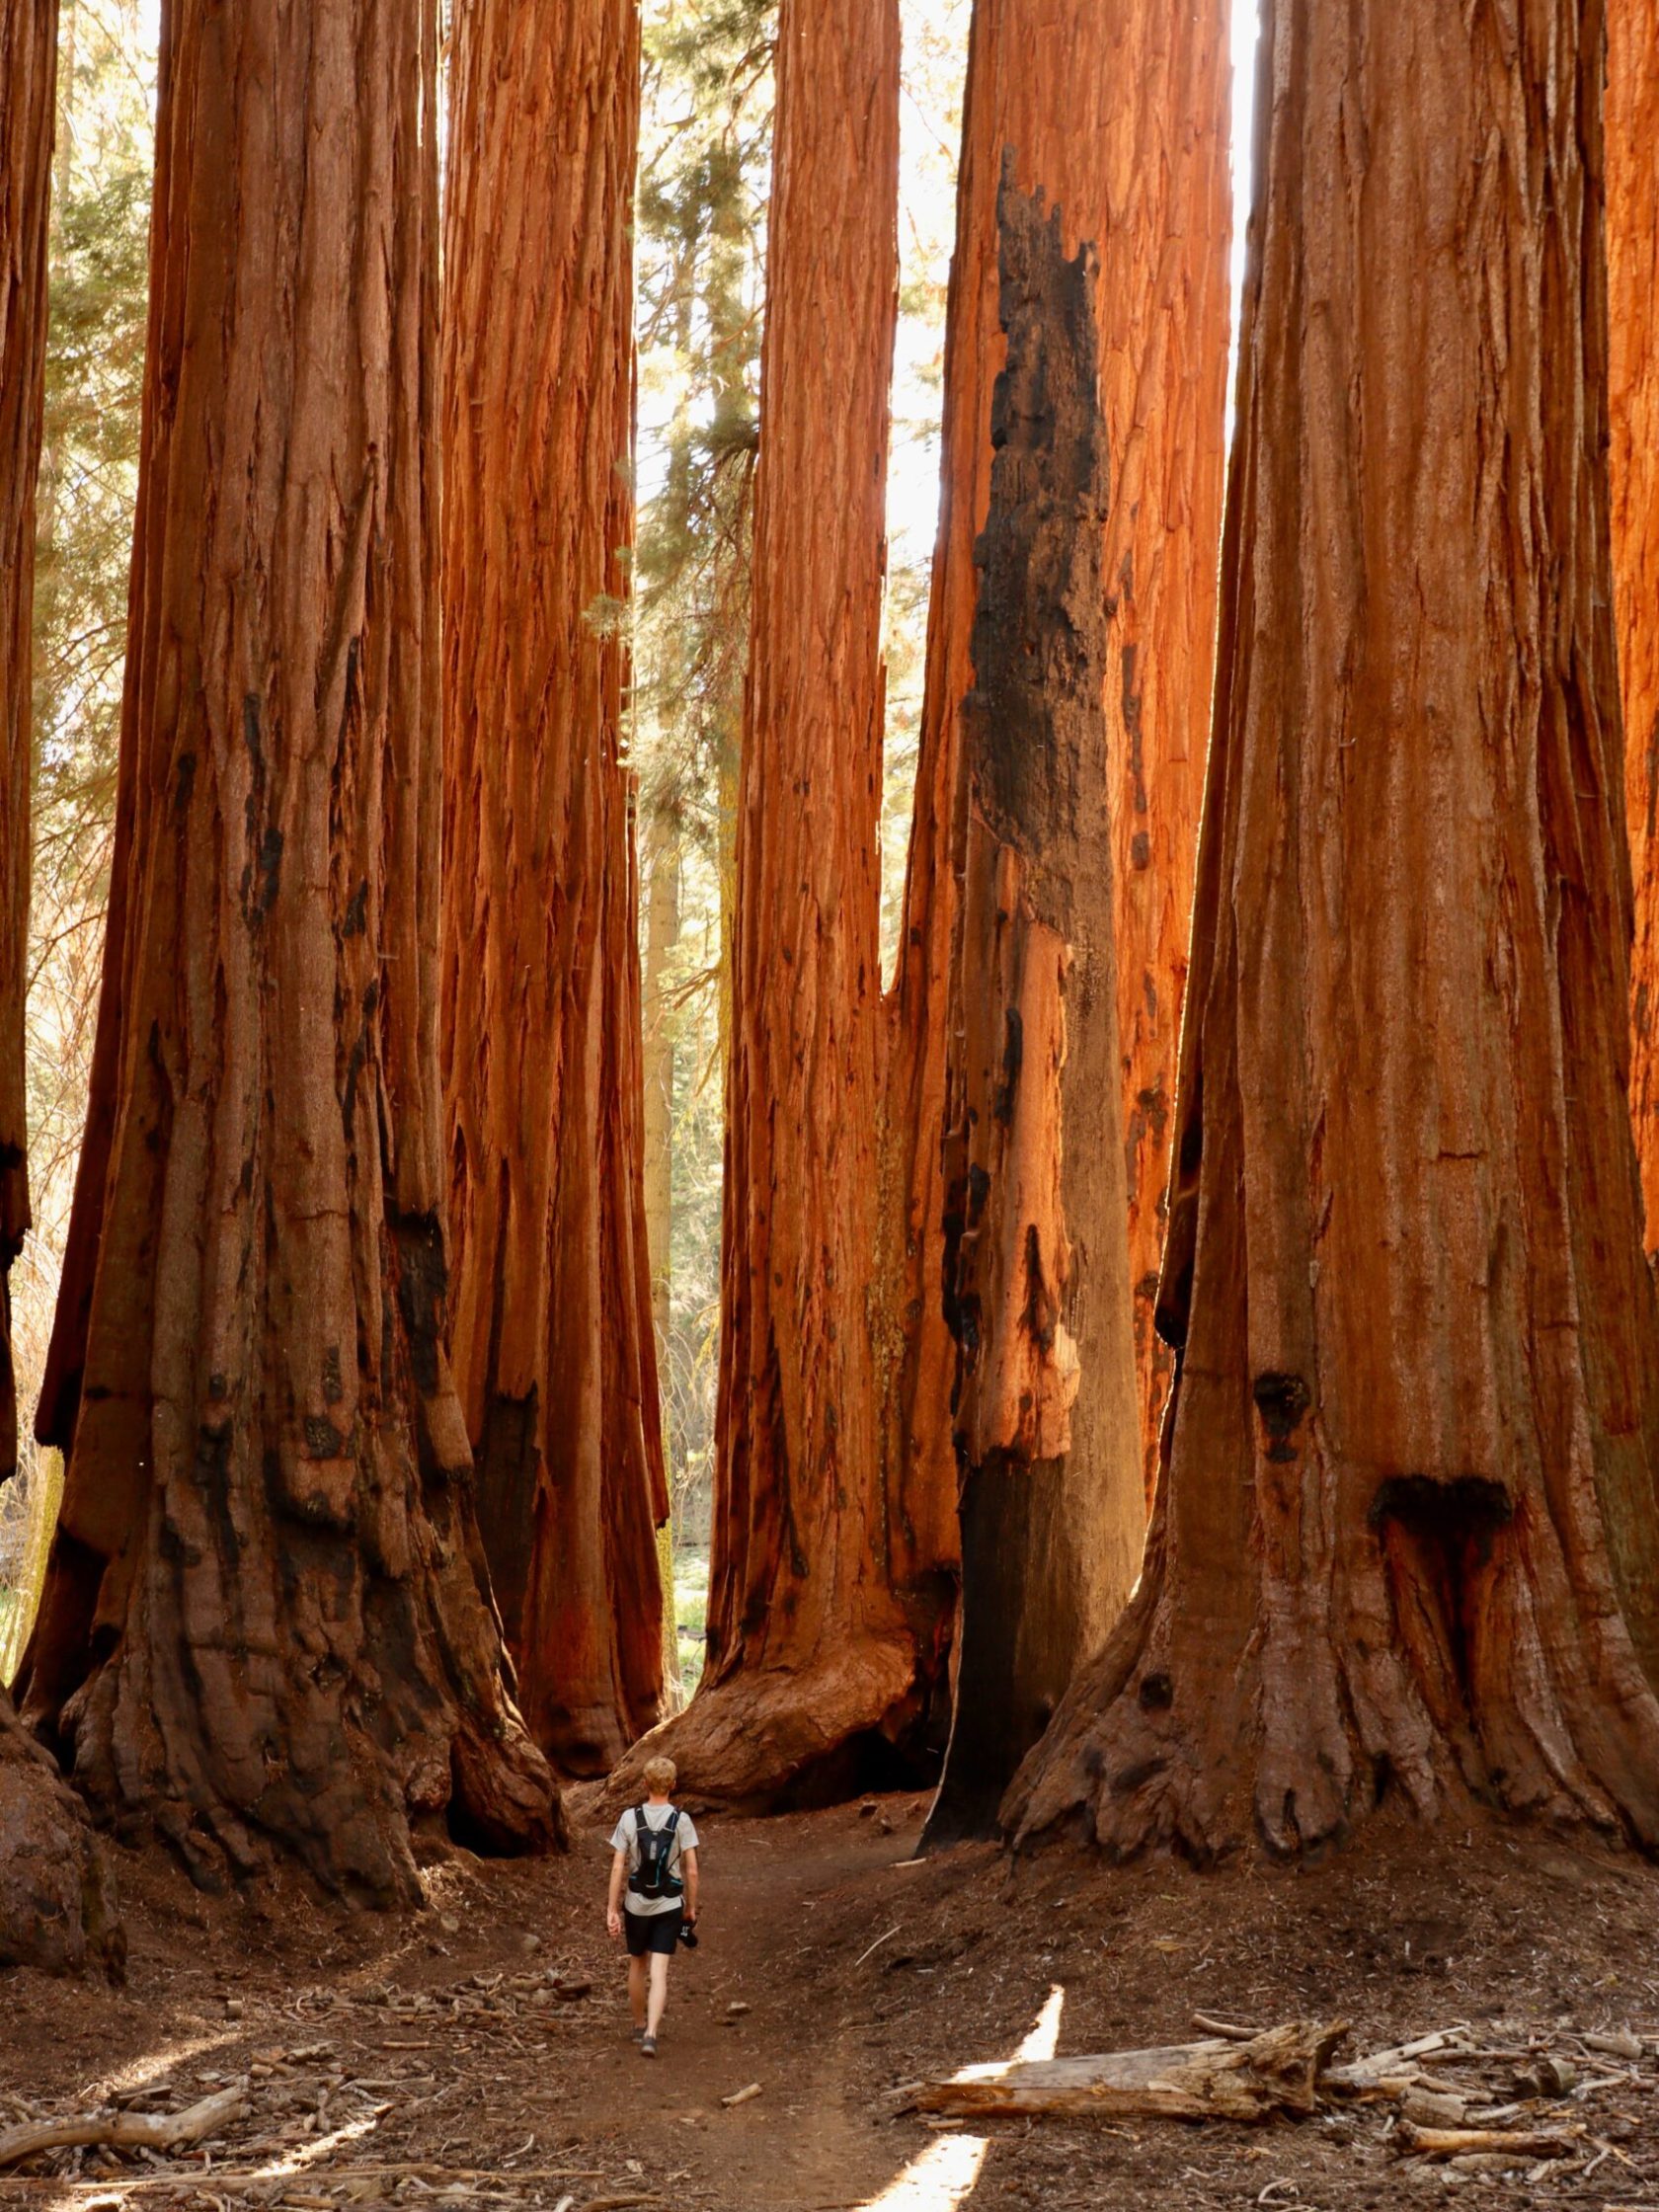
[1003, 1480, 1659, 1866]
[0, 1692, 123, 1978]
[605, 1641, 934, 1810]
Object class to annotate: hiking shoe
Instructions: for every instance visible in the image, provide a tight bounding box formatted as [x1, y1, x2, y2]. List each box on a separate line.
[640, 2034, 658, 2060]
[630, 2025, 646, 2043]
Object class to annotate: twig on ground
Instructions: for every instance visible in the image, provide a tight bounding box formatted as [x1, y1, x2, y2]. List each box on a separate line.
[854, 1927, 900, 1969]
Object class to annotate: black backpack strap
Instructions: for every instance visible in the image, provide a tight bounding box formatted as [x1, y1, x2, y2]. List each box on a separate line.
[663, 1807, 680, 1838]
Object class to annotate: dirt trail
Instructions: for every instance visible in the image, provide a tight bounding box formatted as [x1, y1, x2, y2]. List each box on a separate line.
[566, 1793, 923, 2208]
[6, 1794, 1659, 2211]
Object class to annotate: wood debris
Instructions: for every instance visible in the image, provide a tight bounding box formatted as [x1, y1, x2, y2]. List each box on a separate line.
[0, 2085, 247, 2170]
[897, 2010, 1659, 2194]
[908, 2021, 1349, 2122]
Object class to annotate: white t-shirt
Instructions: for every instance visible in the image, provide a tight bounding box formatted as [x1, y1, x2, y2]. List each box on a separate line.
[609, 1802, 700, 1917]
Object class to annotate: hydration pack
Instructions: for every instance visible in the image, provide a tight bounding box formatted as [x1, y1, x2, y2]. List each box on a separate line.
[626, 1805, 683, 1901]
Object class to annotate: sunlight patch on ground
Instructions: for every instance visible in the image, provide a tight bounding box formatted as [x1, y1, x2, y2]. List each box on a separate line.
[858, 1983, 1066, 2210]
[44, 2112, 388, 2212]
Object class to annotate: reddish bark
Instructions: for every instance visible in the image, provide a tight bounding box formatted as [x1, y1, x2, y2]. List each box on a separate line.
[1610, 0, 1659, 1246]
[612, 0, 916, 1805]
[440, 0, 668, 1778]
[1008, 0, 1659, 1861]
[23, 0, 559, 1903]
[0, 0, 49, 1474]
[885, 0, 1232, 1529]
[0, 0, 122, 1977]
[925, 172, 1143, 1844]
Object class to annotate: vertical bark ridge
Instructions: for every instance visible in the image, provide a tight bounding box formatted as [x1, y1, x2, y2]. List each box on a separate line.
[1611, 0, 1659, 1247]
[440, 0, 668, 1778]
[0, 0, 51, 1446]
[23, 0, 559, 1905]
[641, 819, 685, 1714]
[1007, 0, 1659, 1864]
[883, 0, 1233, 1539]
[924, 170, 1143, 1845]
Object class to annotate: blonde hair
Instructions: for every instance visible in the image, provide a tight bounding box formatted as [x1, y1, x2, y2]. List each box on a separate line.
[643, 1755, 677, 1796]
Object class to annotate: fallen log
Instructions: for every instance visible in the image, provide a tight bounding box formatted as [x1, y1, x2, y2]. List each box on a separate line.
[0, 2084, 247, 2170]
[1394, 2120, 1583, 2162]
[908, 2021, 1349, 2123]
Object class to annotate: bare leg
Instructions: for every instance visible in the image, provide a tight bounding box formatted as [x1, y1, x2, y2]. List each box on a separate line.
[647, 1951, 671, 2038]
[628, 1953, 648, 2028]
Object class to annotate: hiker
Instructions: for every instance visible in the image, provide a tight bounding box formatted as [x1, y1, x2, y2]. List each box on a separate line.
[606, 1754, 699, 2058]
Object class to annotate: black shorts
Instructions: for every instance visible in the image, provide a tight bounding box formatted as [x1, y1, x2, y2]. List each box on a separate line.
[624, 1909, 681, 1957]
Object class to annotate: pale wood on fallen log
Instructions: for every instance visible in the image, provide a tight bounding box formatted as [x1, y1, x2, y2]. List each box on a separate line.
[1191, 2014, 1263, 2042]
[908, 2021, 1349, 2123]
[1325, 2027, 1470, 2090]
[0, 2086, 247, 2170]
[1394, 2120, 1584, 2162]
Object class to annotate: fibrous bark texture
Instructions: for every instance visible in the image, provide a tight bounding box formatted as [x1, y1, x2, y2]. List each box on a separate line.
[642, 820, 685, 1714]
[1610, 0, 1659, 1247]
[925, 172, 1142, 1845]
[23, 0, 559, 1904]
[1007, 0, 1659, 1862]
[0, 0, 124, 1979]
[0, 0, 50, 1466]
[441, 0, 668, 1778]
[616, 0, 917, 1807]
[886, 0, 1232, 1524]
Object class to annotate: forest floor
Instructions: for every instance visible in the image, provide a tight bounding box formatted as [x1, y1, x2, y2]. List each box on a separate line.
[5, 1791, 1659, 2212]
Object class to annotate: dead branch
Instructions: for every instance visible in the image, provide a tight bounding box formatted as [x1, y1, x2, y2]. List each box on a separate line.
[0, 2084, 247, 2170]
[1393, 2120, 1584, 2162]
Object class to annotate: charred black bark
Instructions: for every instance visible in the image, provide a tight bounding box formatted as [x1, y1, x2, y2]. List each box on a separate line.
[924, 166, 1144, 1848]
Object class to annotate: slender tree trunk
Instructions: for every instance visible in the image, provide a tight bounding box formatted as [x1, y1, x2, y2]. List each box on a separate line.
[883, 0, 1233, 1541]
[22, 0, 559, 1904]
[441, 0, 668, 1778]
[0, 0, 50, 1472]
[0, 0, 121, 1977]
[924, 172, 1142, 1845]
[643, 824, 679, 1369]
[614, 0, 910, 1806]
[1008, 0, 1659, 1862]
[1611, 0, 1659, 1248]
[641, 817, 684, 1712]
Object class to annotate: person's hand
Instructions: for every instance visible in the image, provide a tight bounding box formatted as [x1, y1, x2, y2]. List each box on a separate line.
[606, 1907, 622, 1939]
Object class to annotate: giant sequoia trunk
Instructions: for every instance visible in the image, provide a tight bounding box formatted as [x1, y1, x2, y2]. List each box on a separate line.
[22, 0, 559, 1903]
[613, 0, 916, 1806]
[1006, 0, 1659, 1862]
[440, 0, 668, 1778]
[925, 175, 1142, 1845]
[1610, 0, 1659, 1247]
[0, 0, 121, 1977]
[884, 0, 1232, 1532]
